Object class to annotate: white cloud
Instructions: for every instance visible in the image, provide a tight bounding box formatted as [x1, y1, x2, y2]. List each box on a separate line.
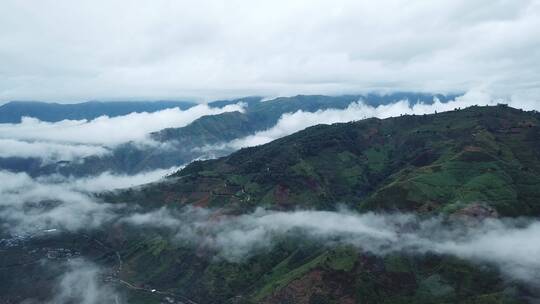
[0, 103, 243, 145]
[124, 207, 540, 284]
[0, 170, 118, 233]
[47, 165, 183, 192]
[0, 0, 538, 103]
[2, 159, 539, 286]
[0, 139, 110, 163]
[222, 89, 540, 149]
[435, 221, 540, 283]
[0, 167, 177, 233]
[49, 258, 123, 304]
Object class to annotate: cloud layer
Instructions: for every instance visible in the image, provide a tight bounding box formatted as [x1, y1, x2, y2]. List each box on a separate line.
[49, 258, 123, 304]
[2, 161, 539, 287]
[222, 90, 540, 149]
[125, 207, 540, 284]
[0, 103, 243, 145]
[0, 103, 242, 163]
[0, 139, 110, 162]
[1, 1, 539, 102]
[0, 167, 178, 233]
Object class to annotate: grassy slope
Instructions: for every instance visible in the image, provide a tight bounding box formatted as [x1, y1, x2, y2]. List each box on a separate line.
[8, 93, 456, 177]
[125, 105, 540, 217]
[105, 105, 540, 303]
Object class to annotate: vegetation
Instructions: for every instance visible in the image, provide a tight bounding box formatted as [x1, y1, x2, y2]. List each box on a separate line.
[3, 105, 539, 303]
[98, 105, 540, 303]
[1, 93, 457, 177]
[0, 100, 195, 123]
[119, 105, 540, 218]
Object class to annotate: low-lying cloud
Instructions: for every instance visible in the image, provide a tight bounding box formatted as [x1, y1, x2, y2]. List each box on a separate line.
[0, 103, 242, 164]
[222, 89, 540, 149]
[0, 139, 111, 163]
[0, 103, 243, 146]
[125, 207, 540, 284]
[0, 167, 178, 234]
[43, 165, 183, 193]
[3, 163, 539, 286]
[49, 258, 123, 304]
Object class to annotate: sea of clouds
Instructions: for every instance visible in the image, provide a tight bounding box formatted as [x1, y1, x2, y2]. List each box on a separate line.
[207, 89, 540, 151]
[2, 93, 540, 303]
[0, 103, 243, 163]
[124, 207, 540, 285]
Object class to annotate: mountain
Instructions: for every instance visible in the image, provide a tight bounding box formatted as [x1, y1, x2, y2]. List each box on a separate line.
[99, 105, 538, 303]
[157, 93, 459, 143]
[0, 100, 196, 123]
[0, 93, 460, 177]
[2, 105, 539, 303]
[125, 104, 540, 217]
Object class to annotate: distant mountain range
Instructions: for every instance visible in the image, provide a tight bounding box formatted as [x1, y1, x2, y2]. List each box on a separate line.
[0, 93, 460, 177]
[105, 105, 540, 303]
[0, 93, 458, 123]
[3, 105, 538, 303]
[0, 100, 196, 123]
[125, 104, 540, 217]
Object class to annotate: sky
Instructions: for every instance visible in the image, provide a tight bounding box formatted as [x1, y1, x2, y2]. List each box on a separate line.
[3, 3, 540, 300]
[1, 0, 539, 103]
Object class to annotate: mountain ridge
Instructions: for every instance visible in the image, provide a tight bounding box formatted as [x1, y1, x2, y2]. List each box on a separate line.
[1, 93, 460, 177]
[0, 100, 197, 123]
[96, 104, 540, 303]
[115, 105, 540, 218]
[2, 105, 540, 303]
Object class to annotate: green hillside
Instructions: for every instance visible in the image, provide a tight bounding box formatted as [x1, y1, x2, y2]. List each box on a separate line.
[0, 100, 196, 123]
[98, 105, 540, 303]
[5, 93, 457, 177]
[123, 105, 540, 218]
[2, 105, 538, 303]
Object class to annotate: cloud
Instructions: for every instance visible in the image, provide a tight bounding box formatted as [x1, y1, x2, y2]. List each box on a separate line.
[434, 221, 540, 283]
[0, 1, 539, 103]
[0, 103, 243, 146]
[50, 165, 183, 192]
[0, 170, 118, 233]
[2, 158, 539, 286]
[124, 207, 540, 284]
[0, 167, 177, 233]
[0, 103, 242, 164]
[0, 139, 110, 163]
[216, 89, 540, 149]
[49, 258, 123, 304]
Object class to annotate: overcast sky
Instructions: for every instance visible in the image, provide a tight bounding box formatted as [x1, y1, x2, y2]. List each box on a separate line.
[1, 0, 539, 103]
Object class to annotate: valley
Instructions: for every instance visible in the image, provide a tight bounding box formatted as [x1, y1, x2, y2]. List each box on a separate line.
[2, 104, 540, 303]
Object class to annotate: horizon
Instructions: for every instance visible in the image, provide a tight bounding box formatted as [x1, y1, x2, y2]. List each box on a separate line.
[0, 91, 466, 106]
[2, 2, 540, 302]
